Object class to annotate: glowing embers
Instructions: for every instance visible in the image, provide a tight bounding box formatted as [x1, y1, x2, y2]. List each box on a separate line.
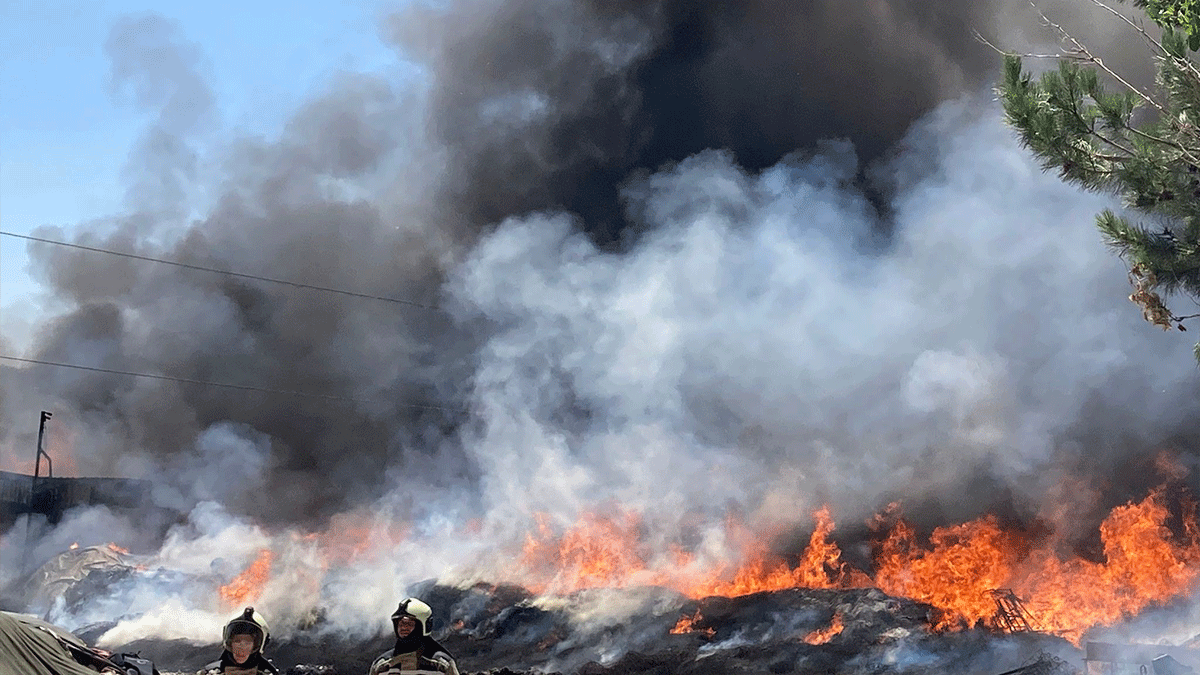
[670, 609, 714, 637]
[802, 612, 844, 645]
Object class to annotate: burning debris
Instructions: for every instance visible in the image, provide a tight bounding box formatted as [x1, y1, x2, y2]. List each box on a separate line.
[219, 549, 274, 609]
[670, 609, 713, 638]
[11, 543, 1154, 675]
[802, 612, 845, 645]
[996, 652, 1077, 675]
[50, 581, 1091, 674]
[0, 546, 1010, 673]
[487, 486, 1200, 648]
[6, 482, 1200, 673]
[7, 1, 1200, 674]
[991, 590, 1038, 634]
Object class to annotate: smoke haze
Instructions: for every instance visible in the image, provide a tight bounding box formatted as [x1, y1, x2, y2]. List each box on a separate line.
[1, 0, 1195, 647]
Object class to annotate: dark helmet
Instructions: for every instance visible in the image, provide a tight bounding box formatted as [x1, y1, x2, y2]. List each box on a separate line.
[391, 597, 433, 637]
[222, 606, 271, 654]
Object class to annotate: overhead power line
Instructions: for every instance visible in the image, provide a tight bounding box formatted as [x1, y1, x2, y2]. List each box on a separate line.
[0, 230, 440, 310]
[0, 355, 466, 413]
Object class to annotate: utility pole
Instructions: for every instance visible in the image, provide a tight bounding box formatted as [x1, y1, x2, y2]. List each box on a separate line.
[33, 410, 53, 481]
[22, 410, 53, 574]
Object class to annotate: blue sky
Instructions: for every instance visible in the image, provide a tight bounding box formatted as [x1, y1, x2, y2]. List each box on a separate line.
[1, 0, 403, 352]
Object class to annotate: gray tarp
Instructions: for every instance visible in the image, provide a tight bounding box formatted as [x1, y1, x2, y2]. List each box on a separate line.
[0, 611, 100, 675]
[10, 545, 131, 613]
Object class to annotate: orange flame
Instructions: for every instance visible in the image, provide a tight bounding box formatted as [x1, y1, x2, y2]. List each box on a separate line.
[219, 549, 273, 608]
[875, 515, 1023, 631]
[519, 510, 649, 595]
[682, 506, 872, 598]
[107, 543, 130, 555]
[1155, 451, 1189, 481]
[670, 609, 715, 637]
[69, 542, 79, 550]
[1014, 488, 1200, 643]
[507, 486, 1200, 646]
[310, 510, 410, 568]
[803, 612, 844, 645]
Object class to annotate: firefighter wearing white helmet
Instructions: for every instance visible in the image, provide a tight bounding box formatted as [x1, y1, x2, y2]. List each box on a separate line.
[198, 606, 279, 675]
[368, 597, 460, 675]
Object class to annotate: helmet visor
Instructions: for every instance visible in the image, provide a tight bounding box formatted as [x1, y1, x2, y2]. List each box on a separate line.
[223, 619, 265, 653]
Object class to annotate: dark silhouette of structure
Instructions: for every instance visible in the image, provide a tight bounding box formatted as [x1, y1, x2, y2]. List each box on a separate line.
[0, 469, 153, 531]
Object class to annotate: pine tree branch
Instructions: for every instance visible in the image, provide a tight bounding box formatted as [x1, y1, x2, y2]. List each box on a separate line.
[1087, 1, 1200, 151]
[974, 31, 1090, 63]
[994, 3, 1200, 351]
[1028, 0, 1169, 115]
[1077, 112, 1141, 158]
[978, 20, 1181, 163]
[1060, 93, 1143, 161]
[1126, 124, 1199, 156]
[1087, 0, 1170, 59]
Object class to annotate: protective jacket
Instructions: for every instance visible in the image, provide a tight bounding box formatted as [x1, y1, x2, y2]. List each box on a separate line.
[199, 606, 279, 675]
[368, 635, 460, 675]
[199, 651, 280, 675]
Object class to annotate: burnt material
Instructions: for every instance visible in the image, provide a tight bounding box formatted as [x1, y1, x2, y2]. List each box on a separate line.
[1154, 655, 1197, 675]
[994, 652, 1075, 675]
[1086, 642, 1200, 673]
[112, 584, 1083, 675]
[990, 589, 1038, 634]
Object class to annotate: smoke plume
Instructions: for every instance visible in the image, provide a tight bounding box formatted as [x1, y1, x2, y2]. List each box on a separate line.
[1, 0, 1195, 646]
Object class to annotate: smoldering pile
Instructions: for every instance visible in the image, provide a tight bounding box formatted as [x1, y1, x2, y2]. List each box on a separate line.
[43, 575, 1085, 675]
[8, 486, 1200, 675]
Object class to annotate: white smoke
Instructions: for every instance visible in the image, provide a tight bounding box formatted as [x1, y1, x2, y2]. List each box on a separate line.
[449, 95, 1195, 543]
[8, 8, 1200, 654]
[21, 90, 1200, 648]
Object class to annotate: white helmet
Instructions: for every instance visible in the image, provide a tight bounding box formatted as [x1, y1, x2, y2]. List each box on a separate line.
[390, 597, 433, 637]
[222, 606, 271, 654]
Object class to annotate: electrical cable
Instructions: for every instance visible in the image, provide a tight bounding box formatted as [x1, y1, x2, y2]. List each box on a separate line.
[0, 230, 440, 310]
[0, 355, 467, 413]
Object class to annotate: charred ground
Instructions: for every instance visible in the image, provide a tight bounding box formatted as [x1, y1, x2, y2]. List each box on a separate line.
[99, 582, 1079, 675]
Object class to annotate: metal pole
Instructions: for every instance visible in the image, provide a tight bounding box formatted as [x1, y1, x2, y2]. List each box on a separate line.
[22, 411, 52, 574]
[33, 410, 52, 480]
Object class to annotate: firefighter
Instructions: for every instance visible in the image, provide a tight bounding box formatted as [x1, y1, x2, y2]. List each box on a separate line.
[199, 606, 279, 675]
[368, 597, 459, 675]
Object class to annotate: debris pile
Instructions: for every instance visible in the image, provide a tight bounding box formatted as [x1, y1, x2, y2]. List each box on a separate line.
[103, 583, 1089, 675]
[8, 548, 1200, 674]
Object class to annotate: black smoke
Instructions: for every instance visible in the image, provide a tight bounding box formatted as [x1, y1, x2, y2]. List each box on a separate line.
[392, 0, 1156, 245]
[0, 0, 1176, 539]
